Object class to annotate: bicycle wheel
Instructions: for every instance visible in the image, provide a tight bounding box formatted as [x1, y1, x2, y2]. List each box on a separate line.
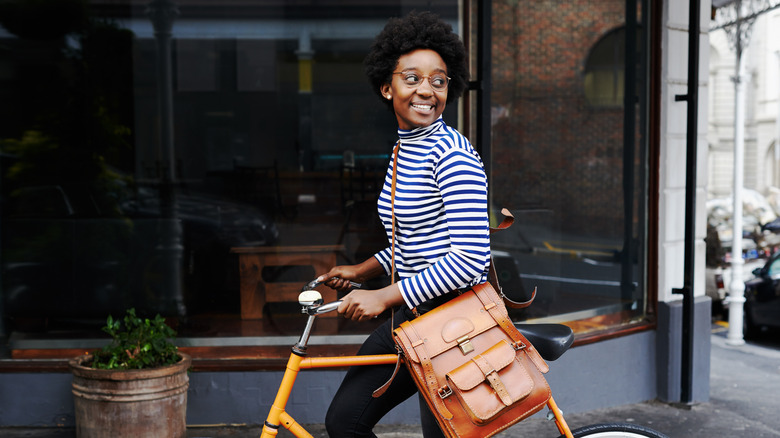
[561, 422, 669, 438]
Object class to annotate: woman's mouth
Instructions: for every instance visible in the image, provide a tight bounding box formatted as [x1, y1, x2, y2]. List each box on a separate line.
[412, 103, 434, 111]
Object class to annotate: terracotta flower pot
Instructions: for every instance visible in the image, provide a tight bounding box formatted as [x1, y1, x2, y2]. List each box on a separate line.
[69, 353, 191, 438]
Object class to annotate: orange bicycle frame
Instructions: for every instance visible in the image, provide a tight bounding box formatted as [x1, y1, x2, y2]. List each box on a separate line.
[260, 349, 574, 438]
[259, 292, 575, 438]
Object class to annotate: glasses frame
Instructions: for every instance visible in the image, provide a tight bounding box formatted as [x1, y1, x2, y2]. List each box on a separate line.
[392, 71, 451, 92]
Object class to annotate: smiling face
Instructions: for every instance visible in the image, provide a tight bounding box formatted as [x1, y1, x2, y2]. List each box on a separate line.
[381, 49, 448, 130]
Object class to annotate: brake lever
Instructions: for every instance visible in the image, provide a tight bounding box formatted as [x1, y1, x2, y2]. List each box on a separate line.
[301, 278, 362, 292]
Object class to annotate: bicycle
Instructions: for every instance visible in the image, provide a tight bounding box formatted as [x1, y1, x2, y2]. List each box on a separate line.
[260, 279, 669, 438]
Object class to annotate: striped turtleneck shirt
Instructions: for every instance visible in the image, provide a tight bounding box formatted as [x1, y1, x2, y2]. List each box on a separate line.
[373, 118, 491, 309]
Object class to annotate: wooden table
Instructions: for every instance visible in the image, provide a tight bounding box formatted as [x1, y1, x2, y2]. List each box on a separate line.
[230, 245, 344, 320]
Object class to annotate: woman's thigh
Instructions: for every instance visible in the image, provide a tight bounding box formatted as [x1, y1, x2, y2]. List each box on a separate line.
[326, 309, 418, 436]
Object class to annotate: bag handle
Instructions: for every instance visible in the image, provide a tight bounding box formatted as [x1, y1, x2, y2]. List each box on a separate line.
[490, 208, 515, 234]
[488, 209, 537, 309]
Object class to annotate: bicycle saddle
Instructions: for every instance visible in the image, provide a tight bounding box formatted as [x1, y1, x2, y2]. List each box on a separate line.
[514, 323, 574, 361]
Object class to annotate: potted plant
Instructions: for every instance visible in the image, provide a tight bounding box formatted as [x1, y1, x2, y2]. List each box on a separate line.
[69, 308, 191, 438]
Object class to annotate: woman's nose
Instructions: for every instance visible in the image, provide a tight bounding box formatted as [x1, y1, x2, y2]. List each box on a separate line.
[415, 78, 435, 95]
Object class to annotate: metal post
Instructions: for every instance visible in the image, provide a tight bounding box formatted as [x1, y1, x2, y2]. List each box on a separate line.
[672, 0, 701, 405]
[727, 6, 747, 346]
[620, 0, 638, 303]
[147, 0, 185, 315]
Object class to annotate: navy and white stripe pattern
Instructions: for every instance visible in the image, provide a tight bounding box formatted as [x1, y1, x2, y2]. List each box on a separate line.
[373, 118, 491, 309]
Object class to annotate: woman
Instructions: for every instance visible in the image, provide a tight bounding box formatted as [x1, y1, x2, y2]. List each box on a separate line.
[319, 11, 491, 437]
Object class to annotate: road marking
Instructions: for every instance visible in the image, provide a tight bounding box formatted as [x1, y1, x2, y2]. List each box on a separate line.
[542, 240, 618, 257]
[712, 321, 729, 333]
[520, 273, 624, 287]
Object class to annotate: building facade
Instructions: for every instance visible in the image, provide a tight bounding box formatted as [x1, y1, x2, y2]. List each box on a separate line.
[708, 6, 780, 198]
[0, 0, 712, 427]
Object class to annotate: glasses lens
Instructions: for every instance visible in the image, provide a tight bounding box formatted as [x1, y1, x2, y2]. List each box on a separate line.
[401, 74, 420, 87]
[429, 75, 448, 90]
[398, 73, 448, 90]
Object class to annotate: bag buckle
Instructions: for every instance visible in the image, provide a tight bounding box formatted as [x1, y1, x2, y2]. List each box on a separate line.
[457, 335, 474, 355]
[438, 385, 453, 399]
[512, 341, 527, 351]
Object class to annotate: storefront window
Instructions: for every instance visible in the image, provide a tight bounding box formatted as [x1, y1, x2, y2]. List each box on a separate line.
[490, 0, 650, 335]
[0, 0, 651, 359]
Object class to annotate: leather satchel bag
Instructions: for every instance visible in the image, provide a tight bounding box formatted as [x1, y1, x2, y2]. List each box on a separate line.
[392, 282, 551, 437]
[386, 141, 551, 437]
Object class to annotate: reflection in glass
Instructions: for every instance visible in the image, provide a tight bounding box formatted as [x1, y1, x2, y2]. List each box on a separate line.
[490, 0, 649, 335]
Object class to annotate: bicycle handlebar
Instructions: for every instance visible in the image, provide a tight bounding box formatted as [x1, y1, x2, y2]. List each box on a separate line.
[300, 277, 361, 316]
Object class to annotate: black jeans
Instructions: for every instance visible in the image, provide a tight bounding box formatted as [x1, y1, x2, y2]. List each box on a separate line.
[324, 307, 446, 438]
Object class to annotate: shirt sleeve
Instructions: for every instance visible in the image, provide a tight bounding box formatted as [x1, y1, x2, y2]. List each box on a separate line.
[373, 247, 392, 276]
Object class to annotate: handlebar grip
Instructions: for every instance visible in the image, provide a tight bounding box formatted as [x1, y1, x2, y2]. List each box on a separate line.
[313, 300, 343, 315]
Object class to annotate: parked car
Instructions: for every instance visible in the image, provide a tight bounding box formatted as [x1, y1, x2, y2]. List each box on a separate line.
[2, 182, 278, 319]
[706, 258, 765, 316]
[742, 251, 780, 338]
[705, 190, 780, 315]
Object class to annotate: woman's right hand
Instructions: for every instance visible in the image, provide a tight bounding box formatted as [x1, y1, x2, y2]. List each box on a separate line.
[317, 265, 363, 293]
[317, 256, 385, 293]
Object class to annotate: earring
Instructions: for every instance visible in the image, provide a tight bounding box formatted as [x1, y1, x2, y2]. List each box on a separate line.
[385, 95, 391, 99]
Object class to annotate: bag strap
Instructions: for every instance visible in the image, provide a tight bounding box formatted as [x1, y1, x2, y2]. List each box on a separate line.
[371, 353, 402, 398]
[372, 141, 402, 399]
[390, 140, 400, 285]
[488, 209, 537, 309]
[399, 322, 455, 420]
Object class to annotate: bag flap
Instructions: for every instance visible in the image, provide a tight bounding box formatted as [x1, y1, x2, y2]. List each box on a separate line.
[399, 291, 499, 359]
[446, 340, 516, 391]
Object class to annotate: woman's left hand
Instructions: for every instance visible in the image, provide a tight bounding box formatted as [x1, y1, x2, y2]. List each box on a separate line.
[338, 284, 404, 321]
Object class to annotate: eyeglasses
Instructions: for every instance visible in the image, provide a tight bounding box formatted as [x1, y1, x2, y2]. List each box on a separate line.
[392, 71, 450, 91]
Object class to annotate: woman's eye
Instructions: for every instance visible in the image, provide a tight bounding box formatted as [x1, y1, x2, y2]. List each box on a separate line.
[431, 76, 446, 87]
[404, 74, 420, 84]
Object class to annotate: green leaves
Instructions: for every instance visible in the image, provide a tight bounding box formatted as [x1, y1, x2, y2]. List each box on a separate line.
[90, 308, 179, 370]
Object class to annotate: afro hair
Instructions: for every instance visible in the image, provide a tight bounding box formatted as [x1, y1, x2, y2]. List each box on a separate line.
[364, 11, 469, 108]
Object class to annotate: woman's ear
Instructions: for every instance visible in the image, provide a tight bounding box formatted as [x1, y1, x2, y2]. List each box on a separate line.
[380, 83, 392, 100]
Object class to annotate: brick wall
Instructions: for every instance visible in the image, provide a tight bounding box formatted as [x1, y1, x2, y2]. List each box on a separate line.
[490, 0, 640, 237]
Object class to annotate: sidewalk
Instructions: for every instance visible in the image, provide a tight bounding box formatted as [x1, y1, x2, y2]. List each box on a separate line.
[5, 324, 780, 438]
